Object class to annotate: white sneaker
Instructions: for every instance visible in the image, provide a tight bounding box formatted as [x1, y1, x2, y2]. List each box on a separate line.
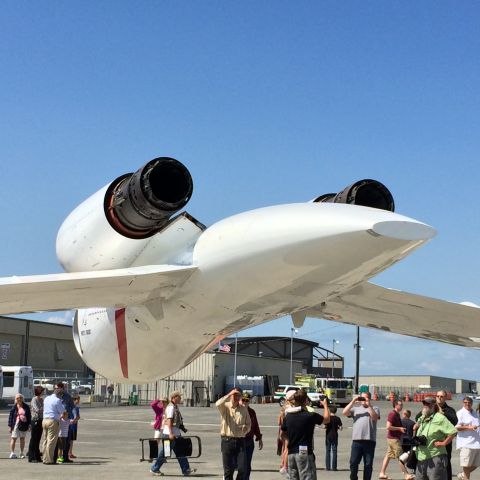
[19, 453, 25, 459]
[184, 468, 196, 476]
[279, 467, 288, 474]
[9, 452, 17, 459]
[457, 473, 465, 480]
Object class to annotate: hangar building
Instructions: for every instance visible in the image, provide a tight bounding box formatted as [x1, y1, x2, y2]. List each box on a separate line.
[1, 316, 478, 406]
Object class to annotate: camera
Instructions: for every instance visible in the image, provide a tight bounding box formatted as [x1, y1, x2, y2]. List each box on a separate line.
[318, 394, 327, 401]
[357, 397, 365, 401]
[399, 451, 411, 465]
[402, 435, 427, 448]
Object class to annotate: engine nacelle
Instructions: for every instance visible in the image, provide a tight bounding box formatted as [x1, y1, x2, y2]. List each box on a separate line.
[73, 305, 211, 383]
[313, 179, 395, 212]
[105, 157, 192, 239]
[56, 157, 193, 272]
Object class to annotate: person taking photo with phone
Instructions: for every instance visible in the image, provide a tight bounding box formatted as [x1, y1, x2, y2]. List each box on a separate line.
[343, 392, 380, 480]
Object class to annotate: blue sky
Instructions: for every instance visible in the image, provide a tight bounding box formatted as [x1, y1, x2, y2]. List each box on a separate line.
[0, 2, 479, 380]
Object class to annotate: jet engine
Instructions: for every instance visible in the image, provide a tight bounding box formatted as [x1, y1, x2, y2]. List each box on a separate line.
[56, 157, 196, 272]
[313, 179, 395, 212]
[104, 157, 192, 239]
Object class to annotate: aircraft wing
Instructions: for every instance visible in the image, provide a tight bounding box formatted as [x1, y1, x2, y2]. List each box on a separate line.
[0, 264, 197, 315]
[307, 282, 480, 348]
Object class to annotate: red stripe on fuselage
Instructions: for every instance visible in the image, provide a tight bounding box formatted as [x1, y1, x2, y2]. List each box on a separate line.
[115, 308, 129, 378]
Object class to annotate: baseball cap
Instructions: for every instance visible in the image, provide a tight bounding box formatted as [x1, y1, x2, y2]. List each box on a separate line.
[242, 392, 251, 400]
[422, 396, 436, 405]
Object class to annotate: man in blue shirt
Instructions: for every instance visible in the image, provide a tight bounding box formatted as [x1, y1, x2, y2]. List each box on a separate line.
[42, 388, 65, 464]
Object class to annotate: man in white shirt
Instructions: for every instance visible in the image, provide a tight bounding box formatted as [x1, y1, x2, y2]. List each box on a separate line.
[42, 389, 65, 464]
[456, 396, 480, 480]
[150, 391, 196, 476]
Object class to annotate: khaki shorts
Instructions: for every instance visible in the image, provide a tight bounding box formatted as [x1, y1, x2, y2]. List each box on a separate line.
[460, 447, 480, 467]
[386, 438, 402, 459]
[11, 424, 28, 439]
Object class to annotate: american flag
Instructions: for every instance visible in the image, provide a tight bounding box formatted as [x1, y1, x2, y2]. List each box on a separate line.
[219, 343, 231, 353]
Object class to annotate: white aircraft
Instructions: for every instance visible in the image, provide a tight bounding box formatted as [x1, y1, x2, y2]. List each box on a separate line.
[0, 157, 478, 383]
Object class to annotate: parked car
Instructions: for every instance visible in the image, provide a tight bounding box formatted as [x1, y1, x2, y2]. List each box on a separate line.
[33, 378, 55, 394]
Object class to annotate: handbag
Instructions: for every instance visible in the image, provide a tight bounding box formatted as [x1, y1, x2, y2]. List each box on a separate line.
[17, 420, 29, 432]
[174, 437, 193, 457]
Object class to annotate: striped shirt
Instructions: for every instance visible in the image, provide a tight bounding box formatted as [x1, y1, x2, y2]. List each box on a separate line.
[59, 417, 70, 438]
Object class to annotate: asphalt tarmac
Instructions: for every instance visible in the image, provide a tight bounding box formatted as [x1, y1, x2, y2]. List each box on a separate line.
[0, 399, 469, 479]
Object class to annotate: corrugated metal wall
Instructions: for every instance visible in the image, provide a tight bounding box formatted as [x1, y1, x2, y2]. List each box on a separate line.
[96, 352, 215, 406]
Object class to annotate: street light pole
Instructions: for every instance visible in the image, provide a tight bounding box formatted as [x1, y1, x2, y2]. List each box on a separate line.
[233, 333, 238, 388]
[354, 326, 361, 393]
[290, 328, 298, 384]
[332, 339, 339, 377]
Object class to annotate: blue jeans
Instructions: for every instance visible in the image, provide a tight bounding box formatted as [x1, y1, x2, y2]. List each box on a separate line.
[151, 435, 190, 474]
[326, 437, 338, 470]
[350, 440, 376, 480]
[221, 437, 247, 480]
[244, 438, 255, 480]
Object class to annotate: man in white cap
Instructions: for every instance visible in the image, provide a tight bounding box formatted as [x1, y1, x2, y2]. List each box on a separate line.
[456, 396, 480, 480]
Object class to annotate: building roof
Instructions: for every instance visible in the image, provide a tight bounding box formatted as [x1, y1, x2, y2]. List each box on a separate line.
[223, 336, 319, 347]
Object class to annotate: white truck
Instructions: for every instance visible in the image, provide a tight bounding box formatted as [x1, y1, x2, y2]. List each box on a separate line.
[70, 380, 93, 395]
[2, 366, 34, 401]
[273, 384, 324, 407]
[33, 378, 56, 394]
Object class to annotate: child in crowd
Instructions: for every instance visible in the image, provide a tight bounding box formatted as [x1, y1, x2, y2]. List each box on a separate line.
[325, 404, 343, 471]
[151, 396, 168, 442]
[69, 396, 81, 459]
[57, 411, 70, 464]
[277, 390, 297, 475]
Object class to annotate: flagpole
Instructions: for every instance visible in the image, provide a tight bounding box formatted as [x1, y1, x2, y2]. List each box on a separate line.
[233, 333, 238, 388]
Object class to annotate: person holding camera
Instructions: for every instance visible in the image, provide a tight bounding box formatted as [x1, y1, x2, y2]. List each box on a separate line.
[343, 392, 380, 480]
[150, 391, 196, 476]
[436, 390, 458, 479]
[281, 388, 330, 480]
[414, 396, 457, 480]
[378, 399, 414, 480]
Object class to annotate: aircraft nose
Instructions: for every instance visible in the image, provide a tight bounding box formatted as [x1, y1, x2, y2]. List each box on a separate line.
[371, 220, 436, 241]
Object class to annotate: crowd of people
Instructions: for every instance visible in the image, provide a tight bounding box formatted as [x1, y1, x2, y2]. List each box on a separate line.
[146, 387, 480, 480]
[7, 382, 81, 464]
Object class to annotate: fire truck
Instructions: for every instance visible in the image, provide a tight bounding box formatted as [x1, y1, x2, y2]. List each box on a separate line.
[295, 374, 354, 406]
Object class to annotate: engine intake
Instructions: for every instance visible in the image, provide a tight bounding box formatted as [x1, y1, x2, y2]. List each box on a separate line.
[313, 179, 394, 212]
[105, 157, 193, 238]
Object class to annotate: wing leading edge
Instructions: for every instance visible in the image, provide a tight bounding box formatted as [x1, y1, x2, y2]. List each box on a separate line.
[0, 264, 197, 315]
[307, 282, 480, 348]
